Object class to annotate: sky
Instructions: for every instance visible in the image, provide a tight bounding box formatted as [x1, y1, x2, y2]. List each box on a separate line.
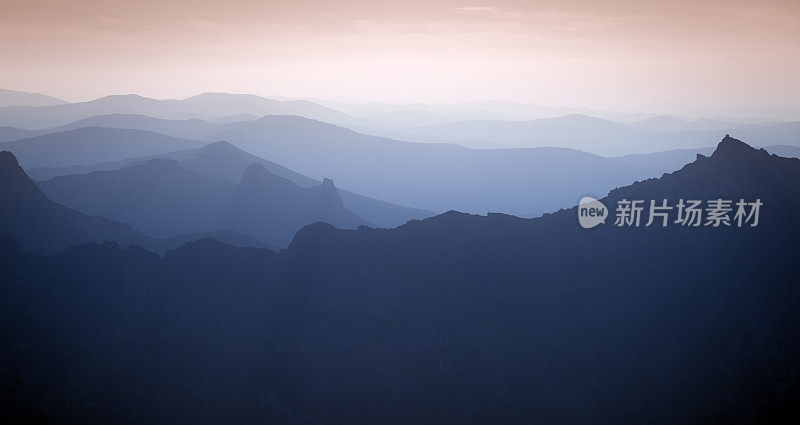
[1, 0, 798, 116]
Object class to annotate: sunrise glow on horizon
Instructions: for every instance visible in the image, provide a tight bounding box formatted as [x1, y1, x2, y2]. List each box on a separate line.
[1, 0, 798, 118]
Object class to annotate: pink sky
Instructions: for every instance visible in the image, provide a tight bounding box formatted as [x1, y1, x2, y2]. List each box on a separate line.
[1, 0, 798, 115]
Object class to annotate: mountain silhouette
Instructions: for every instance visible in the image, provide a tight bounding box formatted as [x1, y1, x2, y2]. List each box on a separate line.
[400, 114, 667, 154]
[158, 229, 280, 252]
[42, 113, 220, 139]
[630, 114, 747, 132]
[183, 92, 356, 125]
[0, 88, 66, 107]
[601, 135, 800, 210]
[38, 158, 367, 247]
[15, 112, 798, 216]
[224, 164, 365, 246]
[38, 158, 234, 237]
[27, 140, 432, 228]
[1, 136, 798, 423]
[201, 115, 651, 215]
[0, 127, 205, 168]
[763, 144, 800, 158]
[0, 94, 192, 128]
[0, 93, 357, 129]
[611, 143, 800, 176]
[28, 140, 320, 185]
[274, 135, 800, 422]
[0, 126, 35, 142]
[0, 151, 280, 253]
[0, 150, 149, 252]
[388, 114, 800, 155]
[209, 113, 260, 123]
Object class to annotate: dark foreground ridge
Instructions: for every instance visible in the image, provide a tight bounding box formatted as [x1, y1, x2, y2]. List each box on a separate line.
[1, 136, 800, 424]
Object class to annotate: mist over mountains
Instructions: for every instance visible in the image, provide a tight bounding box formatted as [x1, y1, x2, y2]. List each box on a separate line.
[2, 136, 799, 423]
[1, 91, 798, 157]
[387, 115, 800, 155]
[0, 150, 149, 253]
[1, 89, 797, 217]
[612, 144, 800, 176]
[1, 87, 800, 423]
[4, 0, 800, 421]
[0, 151, 269, 253]
[25, 139, 431, 229]
[37, 157, 367, 247]
[1, 115, 645, 216]
[0, 93, 357, 130]
[1, 127, 205, 168]
[0, 89, 66, 108]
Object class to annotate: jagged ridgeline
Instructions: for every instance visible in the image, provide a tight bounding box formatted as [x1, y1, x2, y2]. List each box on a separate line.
[1, 136, 800, 423]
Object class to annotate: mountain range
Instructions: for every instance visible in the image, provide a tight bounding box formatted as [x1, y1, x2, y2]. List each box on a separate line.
[0, 127, 205, 168]
[612, 144, 800, 176]
[391, 114, 800, 155]
[0, 93, 357, 129]
[0, 150, 273, 253]
[629, 114, 761, 133]
[195, 115, 654, 215]
[0, 150, 150, 253]
[2, 90, 798, 157]
[37, 157, 367, 247]
[25, 139, 432, 228]
[0, 88, 66, 107]
[0, 116, 648, 216]
[2, 136, 799, 423]
[225, 165, 364, 245]
[0, 126, 36, 142]
[397, 114, 667, 153]
[5, 111, 799, 216]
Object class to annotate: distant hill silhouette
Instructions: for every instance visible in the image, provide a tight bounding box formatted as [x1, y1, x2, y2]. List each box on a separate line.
[28, 140, 320, 185]
[630, 114, 753, 133]
[0, 93, 357, 129]
[0, 88, 66, 107]
[389, 114, 800, 154]
[359, 109, 487, 128]
[201, 115, 651, 215]
[0, 126, 36, 142]
[401, 114, 666, 154]
[38, 158, 367, 247]
[43, 113, 220, 139]
[39, 158, 234, 237]
[28, 141, 432, 228]
[1, 136, 799, 423]
[0, 151, 279, 253]
[208, 113, 260, 123]
[0, 127, 205, 168]
[183, 92, 356, 125]
[11, 112, 800, 216]
[0, 94, 192, 128]
[11, 111, 800, 215]
[0, 150, 149, 252]
[225, 164, 365, 246]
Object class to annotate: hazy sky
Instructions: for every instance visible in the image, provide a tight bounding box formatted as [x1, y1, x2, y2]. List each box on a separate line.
[1, 0, 798, 115]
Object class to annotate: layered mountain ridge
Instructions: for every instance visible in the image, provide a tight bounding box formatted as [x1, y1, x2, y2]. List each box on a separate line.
[37, 156, 367, 247]
[1, 136, 799, 423]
